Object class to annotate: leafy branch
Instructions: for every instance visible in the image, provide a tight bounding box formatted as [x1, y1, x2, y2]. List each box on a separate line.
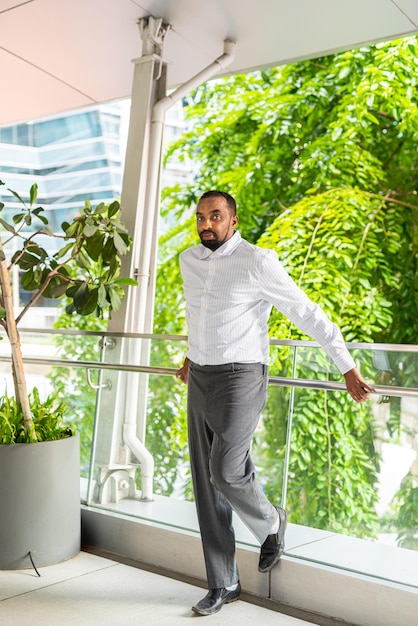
[0, 181, 136, 441]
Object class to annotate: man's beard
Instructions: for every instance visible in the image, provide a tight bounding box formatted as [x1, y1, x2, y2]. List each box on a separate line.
[199, 231, 227, 250]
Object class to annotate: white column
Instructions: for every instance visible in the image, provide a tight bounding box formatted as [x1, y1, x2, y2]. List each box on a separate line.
[90, 47, 165, 502]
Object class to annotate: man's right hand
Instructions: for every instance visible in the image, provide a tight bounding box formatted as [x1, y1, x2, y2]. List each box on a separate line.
[176, 357, 190, 384]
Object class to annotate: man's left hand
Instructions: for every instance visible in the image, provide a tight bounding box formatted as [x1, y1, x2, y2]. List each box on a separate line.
[344, 367, 375, 402]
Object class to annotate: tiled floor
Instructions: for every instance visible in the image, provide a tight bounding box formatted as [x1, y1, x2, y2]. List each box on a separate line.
[0, 551, 319, 626]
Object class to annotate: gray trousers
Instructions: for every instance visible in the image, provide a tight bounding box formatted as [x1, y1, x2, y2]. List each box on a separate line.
[187, 361, 277, 589]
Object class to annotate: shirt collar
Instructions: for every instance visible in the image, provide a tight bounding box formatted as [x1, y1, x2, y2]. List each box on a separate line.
[198, 230, 242, 259]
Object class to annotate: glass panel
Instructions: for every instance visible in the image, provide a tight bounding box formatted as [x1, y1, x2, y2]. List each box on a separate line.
[375, 393, 418, 551]
[283, 384, 379, 537]
[146, 374, 190, 499]
[0, 126, 15, 144]
[354, 347, 418, 389]
[0, 330, 102, 485]
[16, 124, 30, 146]
[252, 384, 290, 507]
[33, 112, 102, 147]
[267, 344, 418, 553]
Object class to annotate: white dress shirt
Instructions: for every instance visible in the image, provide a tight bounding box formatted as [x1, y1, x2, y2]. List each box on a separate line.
[180, 231, 356, 373]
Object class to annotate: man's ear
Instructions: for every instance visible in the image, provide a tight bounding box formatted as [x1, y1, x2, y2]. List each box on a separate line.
[232, 214, 239, 227]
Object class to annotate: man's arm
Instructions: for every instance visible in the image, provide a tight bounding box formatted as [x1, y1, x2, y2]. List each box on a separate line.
[257, 251, 376, 395]
[343, 367, 375, 402]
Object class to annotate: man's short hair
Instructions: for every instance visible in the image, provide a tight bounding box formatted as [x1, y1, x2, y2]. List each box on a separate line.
[199, 190, 237, 214]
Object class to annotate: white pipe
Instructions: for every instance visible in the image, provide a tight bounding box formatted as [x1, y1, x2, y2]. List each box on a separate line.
[153, 39, 237, 123]
[136, 39, 236, 332]
[124, 40, 236, 501]
[123, 422, 154, 501]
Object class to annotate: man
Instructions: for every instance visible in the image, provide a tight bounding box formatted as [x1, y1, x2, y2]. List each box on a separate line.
[176, 190, 374, 616]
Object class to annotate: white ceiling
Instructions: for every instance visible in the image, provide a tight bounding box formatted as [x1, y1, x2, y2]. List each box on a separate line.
[1, 0, 417, 126]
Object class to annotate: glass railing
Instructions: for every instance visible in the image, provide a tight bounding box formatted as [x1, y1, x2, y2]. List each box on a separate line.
[0, 329, 417, 574]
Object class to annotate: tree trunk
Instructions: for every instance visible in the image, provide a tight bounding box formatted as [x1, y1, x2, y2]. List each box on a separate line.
[0, 243, 36, 442]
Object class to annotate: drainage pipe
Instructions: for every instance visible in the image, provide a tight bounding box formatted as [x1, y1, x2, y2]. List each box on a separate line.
[122, 422, 154, 501]
[136, 39, 236, 332]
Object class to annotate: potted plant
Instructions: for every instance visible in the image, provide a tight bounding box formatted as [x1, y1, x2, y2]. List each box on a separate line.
[0, 180, 135, 570]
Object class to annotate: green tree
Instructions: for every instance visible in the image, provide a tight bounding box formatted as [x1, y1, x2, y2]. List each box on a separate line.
[161, 36, 418, 341]
[153, 36, 418, 540]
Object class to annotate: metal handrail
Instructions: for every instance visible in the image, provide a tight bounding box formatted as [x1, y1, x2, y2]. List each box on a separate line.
[0, 355, 416, 398]
[268, 376, 417, 398]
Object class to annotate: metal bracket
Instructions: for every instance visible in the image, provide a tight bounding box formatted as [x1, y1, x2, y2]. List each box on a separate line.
[94, 467, 137, 504]
[98, 336, 116, 350]
[138, 16, 170, 57]
[86, 368, 112, 391]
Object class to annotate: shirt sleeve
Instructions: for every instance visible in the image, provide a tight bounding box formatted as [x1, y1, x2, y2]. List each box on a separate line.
[257, 249, 356, 374]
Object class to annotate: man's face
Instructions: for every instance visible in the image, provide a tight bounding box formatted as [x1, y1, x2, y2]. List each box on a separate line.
[196, 196, 238, 250]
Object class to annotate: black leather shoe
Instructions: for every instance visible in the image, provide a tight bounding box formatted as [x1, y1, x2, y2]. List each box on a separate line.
[258, 506, 287, 573]
[192, 583, 241, 616]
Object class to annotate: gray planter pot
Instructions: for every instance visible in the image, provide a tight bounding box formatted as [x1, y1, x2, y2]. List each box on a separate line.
[0, 433, 81, 570]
